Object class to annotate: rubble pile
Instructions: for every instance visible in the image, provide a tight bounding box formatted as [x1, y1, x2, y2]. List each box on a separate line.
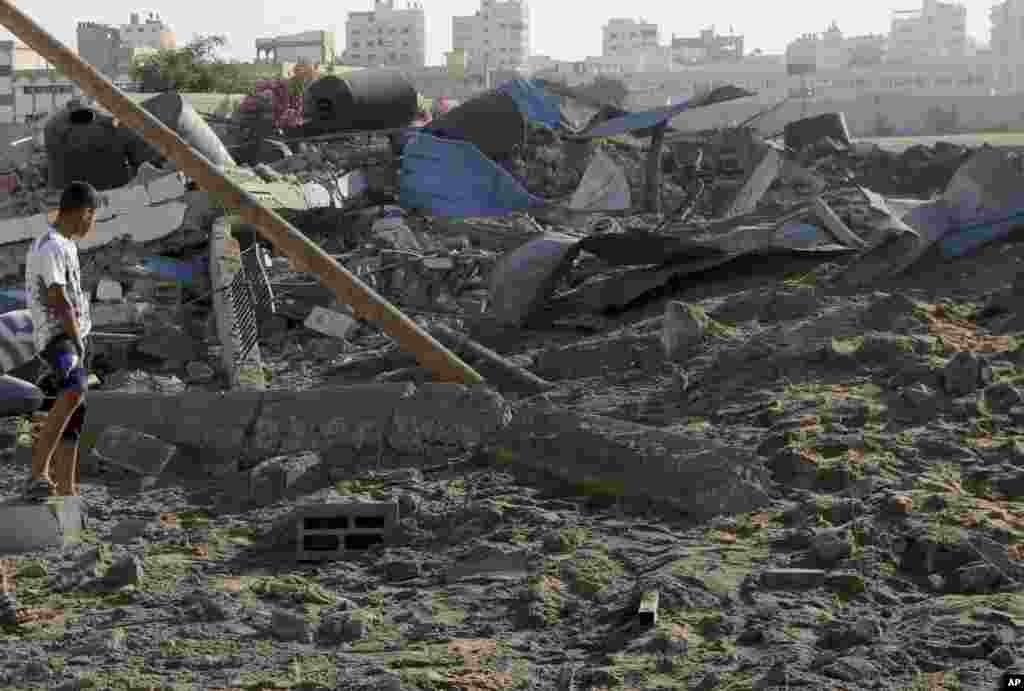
[5, 79, 1024, 691]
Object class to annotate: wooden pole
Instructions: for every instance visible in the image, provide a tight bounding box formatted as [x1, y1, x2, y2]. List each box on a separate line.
[644, 123, 667, 214]
[0, 0, 484, 386]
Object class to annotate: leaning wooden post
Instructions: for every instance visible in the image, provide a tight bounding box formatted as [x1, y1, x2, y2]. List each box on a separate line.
[0, 0, 484, 386]
[644, 123, 667, 214]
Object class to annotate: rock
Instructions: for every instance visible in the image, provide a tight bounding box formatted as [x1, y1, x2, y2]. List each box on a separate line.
[860, 293, 924, 333]
[943, 352, 992, 396]
[826, 572, 867, 595]
[271, 608, 315, 643]
[989, 646, 1016, 668]
[95, 278, 124, 303]
[819, 619, 881, 649]
[811, 528, 852, 564]
[648, 623, 690, 656]
[137, 322, 198, 362]
[93, 426, 178, 478]
[182, 590, 237, 622]
[316, 609, 375, 644]
[98, 555, 144, 591]
[954, 562, 1003, 593]
[985, 383, 1024, 413]
[384, 560, 421, 582]
[823, 656, 879, 682]
[185, 361, 215, 383]
[885, 494, 914, 515]
[108, 518, 151, 545]
[759, 569, 827, 589]
[903, 382, 937, 408]
[247, 452, 323, 507]
[445, 544, 531, 583]
[768, 448, 818, 489]
[662, 301, 709, 361]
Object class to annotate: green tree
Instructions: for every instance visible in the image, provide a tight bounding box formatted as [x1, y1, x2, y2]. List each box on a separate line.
[131, 35, 258, 94]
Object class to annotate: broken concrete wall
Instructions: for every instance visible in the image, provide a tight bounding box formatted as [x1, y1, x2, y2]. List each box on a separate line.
[82, 383, 512, 468]
[493, 403, 771, 519]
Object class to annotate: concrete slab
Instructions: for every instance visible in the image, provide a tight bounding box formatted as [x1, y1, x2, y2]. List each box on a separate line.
[104, 185, 150, 217]
[250, 383, 416, 459]
[145, 173, 186, 204]
[494, 404, 771, 519]
[80, 202, 187, 253]
[0, 497, 85, 554]
[93, 425, 178, 477]
[389, 384, 511, 455]
[91, 301, 151, 327]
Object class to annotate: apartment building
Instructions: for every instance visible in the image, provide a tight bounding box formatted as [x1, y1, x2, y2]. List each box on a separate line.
[888, 0, 967, 62]
[991, 0, 1024, 92]
[119, 12, 175, 51]
[344, 0, 426, 69]
[786, 24, 887, 73]
[670, 28, 744, 65]
[256, 30, 335, 65]
[602, 18, 659, 56]
[451, 0, 530, 76]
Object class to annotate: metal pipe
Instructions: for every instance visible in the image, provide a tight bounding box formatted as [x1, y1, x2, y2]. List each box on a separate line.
[0, 0, 484, 386]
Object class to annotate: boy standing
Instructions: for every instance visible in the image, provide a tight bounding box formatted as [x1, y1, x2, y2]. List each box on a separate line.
[23, 181, 96, 500]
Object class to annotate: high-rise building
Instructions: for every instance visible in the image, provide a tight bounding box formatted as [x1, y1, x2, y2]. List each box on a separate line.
[77, 13, 173, 81]
[344, 0, 427, 69]
[784, 24, 886, 73]
[887, 0, 966, 62]
[451, 0, 530, 76]
[602, 18, 659, 56]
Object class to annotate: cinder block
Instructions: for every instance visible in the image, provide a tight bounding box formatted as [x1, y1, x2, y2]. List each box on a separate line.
[296, 500, 398, 562]
[0, 497, 85, 554]
[248, 452, 322, 507]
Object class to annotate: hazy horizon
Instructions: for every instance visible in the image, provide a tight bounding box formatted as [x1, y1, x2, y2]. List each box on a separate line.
[1, 0, 994, 66]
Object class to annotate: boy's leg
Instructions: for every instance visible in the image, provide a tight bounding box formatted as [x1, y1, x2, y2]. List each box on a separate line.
[52, 403, 85, 496]
[27, 337, 87, 496]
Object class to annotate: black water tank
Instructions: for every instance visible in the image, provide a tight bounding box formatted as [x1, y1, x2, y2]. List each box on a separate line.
[426, 90, 526, 160]
[139, 92, 236, 168]
[303, 70, 418, 133]
[45, 105, 144, 190]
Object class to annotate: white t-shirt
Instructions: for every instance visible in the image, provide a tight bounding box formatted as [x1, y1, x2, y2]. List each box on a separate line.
[25, 227, 92, 354]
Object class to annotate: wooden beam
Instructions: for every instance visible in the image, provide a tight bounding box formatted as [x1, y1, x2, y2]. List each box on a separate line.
[0, 0, 484, 386]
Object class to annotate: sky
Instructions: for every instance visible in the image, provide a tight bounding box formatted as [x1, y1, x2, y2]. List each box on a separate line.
[0, 0, 993, 66]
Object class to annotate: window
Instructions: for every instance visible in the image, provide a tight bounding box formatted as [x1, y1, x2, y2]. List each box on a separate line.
[368, 54, 376, 61]
[402, 27, 409, 33]
[352, 41, 360, 48]
[390, 52, 396, 59]
[351, 54, 361, 60]
[403, 41, 408, 47]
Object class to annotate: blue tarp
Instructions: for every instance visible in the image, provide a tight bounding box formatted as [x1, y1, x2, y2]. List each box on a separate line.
[0, 289, 27, 314]
[496, 79, 562, 129]
[139, 255, 207, 286]
[579, 98, 701, 139]
[399, 133, 547, 217]
[939, 206, 1024, 258]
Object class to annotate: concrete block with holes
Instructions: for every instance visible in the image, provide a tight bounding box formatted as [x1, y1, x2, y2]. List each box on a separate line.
[295, 499, 399, 562]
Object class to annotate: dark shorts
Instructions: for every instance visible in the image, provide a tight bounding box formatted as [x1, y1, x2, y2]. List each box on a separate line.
[40, 334, 88, 395]
[39, 335, 88, 442]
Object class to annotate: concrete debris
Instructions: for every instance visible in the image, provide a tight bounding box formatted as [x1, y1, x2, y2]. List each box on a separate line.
[3, 76, 1024, 690]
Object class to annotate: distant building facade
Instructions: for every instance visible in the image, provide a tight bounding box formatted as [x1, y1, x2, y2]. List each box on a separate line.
[119, 12, 175, 51]
[256, 30, 335, 65]
[991, 0, 1024, 92]
[887, 0, 967, 62]
[451, 0, 530, 76]
[344, 0, 426, 69]
[76, 14, 169, 81]
[785, 24, 886, 73]
[670, 28, 744, 65]
[602, 18, 659, 56]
